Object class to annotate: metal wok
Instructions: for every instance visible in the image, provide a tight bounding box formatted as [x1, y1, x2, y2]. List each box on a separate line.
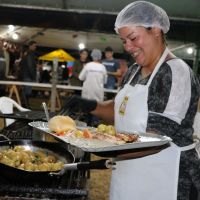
[0, 139, 114, 182]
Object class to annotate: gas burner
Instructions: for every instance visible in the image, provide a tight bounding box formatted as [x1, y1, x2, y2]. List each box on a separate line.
[0, 161, 88, 200]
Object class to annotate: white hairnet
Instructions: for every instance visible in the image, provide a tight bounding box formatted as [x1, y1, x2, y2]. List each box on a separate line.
[91, 49, 102, 60]
[115, 1, 170, 34]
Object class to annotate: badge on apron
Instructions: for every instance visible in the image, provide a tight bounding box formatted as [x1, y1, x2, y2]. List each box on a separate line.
[119, 96, 129, 115]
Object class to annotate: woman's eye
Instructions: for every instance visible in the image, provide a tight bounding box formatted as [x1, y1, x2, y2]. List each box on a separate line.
[130, 37, 136, 41]
[121, 36, 136, 44]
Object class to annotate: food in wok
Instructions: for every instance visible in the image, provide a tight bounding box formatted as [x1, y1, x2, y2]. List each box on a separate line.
[0, 145, 64, 171]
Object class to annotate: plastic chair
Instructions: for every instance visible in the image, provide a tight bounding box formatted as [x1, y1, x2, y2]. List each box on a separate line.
[0, 96, 30, 127]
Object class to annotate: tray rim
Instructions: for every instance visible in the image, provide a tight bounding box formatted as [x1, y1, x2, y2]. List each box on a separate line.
[29, 121, 172, 153]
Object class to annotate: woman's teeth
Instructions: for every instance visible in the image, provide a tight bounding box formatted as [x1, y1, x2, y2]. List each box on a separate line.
[132, 51, 140, 58]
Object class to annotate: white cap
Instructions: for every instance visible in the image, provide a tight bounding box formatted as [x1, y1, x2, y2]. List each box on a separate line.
[91, 49, 102, 60]
[115, 1, 170, 34]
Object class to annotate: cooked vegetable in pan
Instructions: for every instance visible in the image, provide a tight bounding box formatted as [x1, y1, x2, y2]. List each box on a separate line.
[0, 146, 64, 171]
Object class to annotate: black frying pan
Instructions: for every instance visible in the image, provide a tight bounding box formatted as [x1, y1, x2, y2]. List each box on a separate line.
[0, 139, 114, 182]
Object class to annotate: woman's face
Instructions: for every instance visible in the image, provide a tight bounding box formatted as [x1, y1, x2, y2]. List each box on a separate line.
[80, 50, 88, 61]
[118, 26, 159, 67]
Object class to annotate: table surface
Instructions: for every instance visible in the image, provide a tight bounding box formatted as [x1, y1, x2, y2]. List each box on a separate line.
[0, 80, 118, 93]
[0, 110, 55, 121]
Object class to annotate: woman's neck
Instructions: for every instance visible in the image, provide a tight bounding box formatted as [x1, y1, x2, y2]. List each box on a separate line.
[141, 67, 152, 79]
[141, 46, 167, 78]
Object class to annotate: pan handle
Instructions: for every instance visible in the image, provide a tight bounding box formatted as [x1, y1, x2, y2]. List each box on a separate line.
[49, 159, 116, 176]
[76, 159, 115, 170]
[0, 134, 11, 141]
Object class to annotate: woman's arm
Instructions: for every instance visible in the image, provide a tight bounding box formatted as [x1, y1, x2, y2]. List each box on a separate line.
[72, 63, 79, 78]
[107, 69, 122, 78]
[91, 100, 115, 125]
[61, 96, 115, 124]
[79, 64, 87, 81]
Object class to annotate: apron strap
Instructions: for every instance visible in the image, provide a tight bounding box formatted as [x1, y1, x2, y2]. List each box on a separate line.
[127, 47, 169, 87]
[146, 48, 169, 87]
[127, 66, 141, 84]
[179, 143, 196, 151]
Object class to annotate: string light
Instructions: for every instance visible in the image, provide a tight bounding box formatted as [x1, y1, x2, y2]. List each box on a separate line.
[187, 47, 193, 54]
[12, 33, 19, 40]
[79, 43, 85, 50]
[8, 25, 14, 32]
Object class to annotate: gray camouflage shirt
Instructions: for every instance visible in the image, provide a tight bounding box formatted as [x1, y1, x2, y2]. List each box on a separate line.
[120, 58, 200, 199]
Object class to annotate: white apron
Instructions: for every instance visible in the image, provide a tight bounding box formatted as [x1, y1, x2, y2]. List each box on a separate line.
[110, 48, 195, 200]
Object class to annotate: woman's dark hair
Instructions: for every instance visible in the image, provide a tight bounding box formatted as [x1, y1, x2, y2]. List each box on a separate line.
[28, 40, 37, 47]
[161, 31, 167, 45]
[80, 48, 89, 54]
[146, 27, 167, 45]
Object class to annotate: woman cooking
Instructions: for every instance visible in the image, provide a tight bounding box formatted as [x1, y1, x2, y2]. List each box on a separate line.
[63, 1, 200, 199]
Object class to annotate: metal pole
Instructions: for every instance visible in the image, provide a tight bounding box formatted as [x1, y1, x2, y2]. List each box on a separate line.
[193, 45, 200, 75]
[50, 57, 58, 112]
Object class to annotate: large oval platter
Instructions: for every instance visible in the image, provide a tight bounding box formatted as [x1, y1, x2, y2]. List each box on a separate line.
[29, 121, 172, 153]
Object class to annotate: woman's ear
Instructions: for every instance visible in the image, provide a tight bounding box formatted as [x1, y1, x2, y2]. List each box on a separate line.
[151, 27, 162, 38]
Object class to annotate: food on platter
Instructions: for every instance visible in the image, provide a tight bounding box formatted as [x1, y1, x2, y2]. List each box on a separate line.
[97, 124, 116, 136]
[47, 118, 139, 145]
[94, 132, 139, 144]
[96, 124, 139, 143]
[116, 133, 139, 143]
[29, 121, 172, 153]
[75, 129, 93, 138]
[0, 146, 64, 171]
[61, 128, 139, 145]
[48, 115, 76, 135]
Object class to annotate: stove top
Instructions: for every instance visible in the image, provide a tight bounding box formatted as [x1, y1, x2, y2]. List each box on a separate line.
[0, 170, 88, 199]
[0, 186, 87, 199]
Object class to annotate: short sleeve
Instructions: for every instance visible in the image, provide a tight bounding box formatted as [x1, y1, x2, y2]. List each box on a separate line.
[147, 59, 199, 145]
[79, 64, 87, 81]
[148, 59, 192, 124]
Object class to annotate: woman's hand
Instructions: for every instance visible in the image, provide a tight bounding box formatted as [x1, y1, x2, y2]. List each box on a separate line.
[59, 95, 97, 115]
[91, 100, 115, 124]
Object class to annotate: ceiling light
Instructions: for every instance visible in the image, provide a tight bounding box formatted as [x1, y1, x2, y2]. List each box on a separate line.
[187, 47, 193, 54]
[79, 43, 85, 50]
[8, 25, 15, 32]
[12, 33, 19, 40]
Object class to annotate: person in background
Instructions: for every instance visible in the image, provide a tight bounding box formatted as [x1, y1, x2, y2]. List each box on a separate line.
[36, 61, 43, 83]
[70, 48, 89, 86]
[62, 1, 200, 200]
[0, 39, 7, 96]
[19, 40, 37, 107]
[78, 48, 107, 125]
[7, 43, 18, 79]
[102, 46, 121, 89]
[79, 48, 107, 101]
[61, 63, 69, 84]
[15, 45, 28, 80]
[117, 59, 128, 85]
[3, 41, 10, 79]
